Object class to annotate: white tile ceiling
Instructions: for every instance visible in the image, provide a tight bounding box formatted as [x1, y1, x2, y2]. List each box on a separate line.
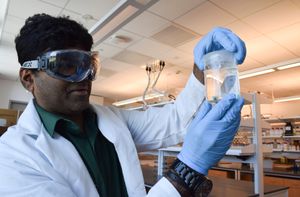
[64, 0, 119, 20]
[122, 11, 169, 37]
[103, 29, 143, 49]
[101, 58, 137, 72]
[211, 0, 281, 18]
[267, 22, 300, 56]
[224, 20, 262, 41]
[94, 43, 123, 58]
[176, 37, 202, 55]
[40, 0, 69, 8]
[174, 1, 237, 34]
[151, 24, 198, 47]
[128, 38, 173, 59]
[8, 0, 61, 19]
[112, 49, 154, 65]
[246, 35, 297, 65]
[1, 0, 300, 102]
[148, 0, 206, 20]
[243, 0, 300, 34]
[59, 9, 99, 29]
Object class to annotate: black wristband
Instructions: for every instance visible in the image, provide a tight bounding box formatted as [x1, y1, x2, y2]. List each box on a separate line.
[166, 169, 192, 197]
[166, 159, 212, 197]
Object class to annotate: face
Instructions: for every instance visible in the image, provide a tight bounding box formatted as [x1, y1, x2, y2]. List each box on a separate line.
[20, 67, 92, 116]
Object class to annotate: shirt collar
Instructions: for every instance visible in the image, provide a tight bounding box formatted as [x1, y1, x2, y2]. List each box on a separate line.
[33, 99, 82, 137]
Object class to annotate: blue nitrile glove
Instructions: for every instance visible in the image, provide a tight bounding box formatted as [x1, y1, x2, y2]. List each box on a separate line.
[193, 27, 246, 70]
[177, 94, 244, 175]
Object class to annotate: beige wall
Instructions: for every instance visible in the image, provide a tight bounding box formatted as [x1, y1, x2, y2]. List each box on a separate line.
[89, 95, 114, 106]
[0, 79, 32, 109]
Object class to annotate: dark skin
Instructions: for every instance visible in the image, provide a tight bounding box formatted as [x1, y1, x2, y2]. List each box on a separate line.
[19, 68, 91, 130]
[193, 63, 204, 84]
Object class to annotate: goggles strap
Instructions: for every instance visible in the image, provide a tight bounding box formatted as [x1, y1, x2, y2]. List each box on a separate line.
[21, 60, 39, 69]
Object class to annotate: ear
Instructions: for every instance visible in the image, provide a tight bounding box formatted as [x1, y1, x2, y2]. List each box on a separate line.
[19, 68, 35, 93]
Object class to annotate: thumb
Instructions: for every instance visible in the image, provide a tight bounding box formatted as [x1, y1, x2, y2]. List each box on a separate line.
[205, 94, 236, 121]
[222, 97, 244, 122]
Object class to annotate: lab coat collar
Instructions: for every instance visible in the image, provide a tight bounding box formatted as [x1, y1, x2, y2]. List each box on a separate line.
[17, 99, 44, 136]
[17, 99, 99, 196]
[17, 100, 146, 196]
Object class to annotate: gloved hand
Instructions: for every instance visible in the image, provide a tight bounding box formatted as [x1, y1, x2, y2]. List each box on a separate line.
[177, 94, 244, 175]
[193, 27, 246, 70]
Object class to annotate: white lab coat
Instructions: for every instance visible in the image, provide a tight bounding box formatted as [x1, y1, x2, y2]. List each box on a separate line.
[0, 74, 204, 197]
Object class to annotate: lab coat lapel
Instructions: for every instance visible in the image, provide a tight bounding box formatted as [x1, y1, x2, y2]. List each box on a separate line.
[19, 100, 99, 197]
[92, 105, 147, 197]
[35, 129, 99, 197]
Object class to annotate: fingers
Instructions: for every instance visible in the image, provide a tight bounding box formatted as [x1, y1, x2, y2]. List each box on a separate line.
[205, 94, 236, 121]
[213, 27, 236, 52]
[227, 33, 246, 64]
[212, 27, 246, 64]
[193, 26, 246, 70]
[222, 97, 244, 122]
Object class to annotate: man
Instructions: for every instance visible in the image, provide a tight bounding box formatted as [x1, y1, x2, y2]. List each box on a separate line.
[0, 14, 245, 197]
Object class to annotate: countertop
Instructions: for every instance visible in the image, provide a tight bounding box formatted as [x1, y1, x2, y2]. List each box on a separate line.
[212, 165, 300, 179]
[141, 165, 289, 197]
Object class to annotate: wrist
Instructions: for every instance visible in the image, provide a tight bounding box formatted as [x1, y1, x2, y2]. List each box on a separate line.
[165, 158, 213, 197]
[193, 63, 204, 85]
[177, 152, 209, 175]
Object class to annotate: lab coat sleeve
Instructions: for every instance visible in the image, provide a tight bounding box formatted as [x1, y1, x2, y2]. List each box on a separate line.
[110, 73, 205, 152]
[147, 177, 181, 197]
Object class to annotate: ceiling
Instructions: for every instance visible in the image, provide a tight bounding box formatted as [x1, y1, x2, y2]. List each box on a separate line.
[1, 0, 300, 103]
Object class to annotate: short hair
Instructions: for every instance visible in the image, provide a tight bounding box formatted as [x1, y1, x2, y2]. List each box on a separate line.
[15, 13, 93, 65]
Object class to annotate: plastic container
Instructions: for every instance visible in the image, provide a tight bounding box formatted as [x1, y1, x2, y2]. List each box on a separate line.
[203, 50, 240, 103]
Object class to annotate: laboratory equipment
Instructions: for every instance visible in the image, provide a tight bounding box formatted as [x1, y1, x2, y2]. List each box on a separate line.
[203, 50, 240, 103]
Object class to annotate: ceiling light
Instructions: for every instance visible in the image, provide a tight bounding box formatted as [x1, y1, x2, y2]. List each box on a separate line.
[239, 69, 275, 79]
[277, 62, 300, 70]
[262, 113, 272, 119]
[89, 0, 159, 47]
[109, 35, 132, 44]
[112, 92, 164, 106]
[238, 58, 300, 80]
[274, 95, 300, 103]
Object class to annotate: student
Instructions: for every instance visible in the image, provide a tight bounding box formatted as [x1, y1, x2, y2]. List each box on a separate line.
[0, 14, 245, 197]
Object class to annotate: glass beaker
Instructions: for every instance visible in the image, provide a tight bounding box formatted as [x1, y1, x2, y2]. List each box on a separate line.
[203, 50, 240, 103]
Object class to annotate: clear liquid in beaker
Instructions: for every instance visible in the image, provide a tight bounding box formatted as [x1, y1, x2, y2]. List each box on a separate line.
[205, 67, 240, 104]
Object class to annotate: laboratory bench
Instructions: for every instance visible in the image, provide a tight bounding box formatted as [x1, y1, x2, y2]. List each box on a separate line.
[141, 165, 289, 197]
[207, 165, 300, 197]
[210, 165, 300, 180]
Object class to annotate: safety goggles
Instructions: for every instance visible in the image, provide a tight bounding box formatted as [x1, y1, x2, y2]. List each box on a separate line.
[21, 49, 100, 82]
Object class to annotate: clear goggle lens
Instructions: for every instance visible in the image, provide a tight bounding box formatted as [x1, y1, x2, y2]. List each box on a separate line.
[21, 49, 100, 82]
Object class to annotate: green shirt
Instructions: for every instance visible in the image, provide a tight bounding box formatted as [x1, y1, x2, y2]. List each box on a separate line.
[34, 100, 128, 197]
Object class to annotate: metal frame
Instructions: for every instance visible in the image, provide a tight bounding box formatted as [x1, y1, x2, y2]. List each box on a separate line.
[252, 93, 265, 196]
[154, 92, 268, 196]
